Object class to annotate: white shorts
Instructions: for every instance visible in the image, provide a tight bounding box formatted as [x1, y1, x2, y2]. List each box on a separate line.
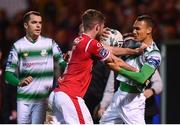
[49, 91, 93, 124]
[17, 100, 47, 124]
[100, 89, 146, 124]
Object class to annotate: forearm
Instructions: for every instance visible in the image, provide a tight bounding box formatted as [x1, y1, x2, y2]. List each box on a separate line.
[106, 53, 137, 72]
[119, 60, 138, 72]
[100, 91, 114, 109]
[111, 47, 139, 56]
[151, 82, 163, 95]
[119, 64, 155, 84]
[55, 53, 67, 71]
[100, 70, 114, 109]
[59, 60, 67, 71]
[5, 71, 20, 86]
[112, 54, 138, 71]
[150, 70, 163, 94]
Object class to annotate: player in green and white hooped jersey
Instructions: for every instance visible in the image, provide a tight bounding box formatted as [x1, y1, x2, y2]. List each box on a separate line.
[5, 11, 66, 124]
[100, 15, 161, 124]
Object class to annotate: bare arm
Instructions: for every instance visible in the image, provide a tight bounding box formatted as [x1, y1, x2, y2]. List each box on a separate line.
[103, 44, 145, 56]
[105, 53, 137, 72]
[93, 70, 115, 119]
[150, 70, 163, 94]
[111, 46, 142, 56]
[100, 70, 115, 109]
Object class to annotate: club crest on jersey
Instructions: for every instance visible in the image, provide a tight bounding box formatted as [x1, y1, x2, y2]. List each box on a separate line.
[99, 48, 109, 58]
[23, 52, 29, 57]
[97, 43, 101, 47]
[41, 49, 48, 56]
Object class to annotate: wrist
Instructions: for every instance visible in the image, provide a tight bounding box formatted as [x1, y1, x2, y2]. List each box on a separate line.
[18, 80, 24, 87]
[118, 68, 125, 74]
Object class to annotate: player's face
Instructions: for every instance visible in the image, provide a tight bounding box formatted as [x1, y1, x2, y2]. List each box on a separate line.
[24, 14, 42, 38]
[133, 20, 149, 42]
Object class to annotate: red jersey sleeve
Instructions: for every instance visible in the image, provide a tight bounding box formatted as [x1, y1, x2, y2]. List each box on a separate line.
[86, 39, 110, 61]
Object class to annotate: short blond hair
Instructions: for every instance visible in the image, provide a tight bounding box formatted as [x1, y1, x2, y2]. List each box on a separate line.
[82, 9, 105, 32]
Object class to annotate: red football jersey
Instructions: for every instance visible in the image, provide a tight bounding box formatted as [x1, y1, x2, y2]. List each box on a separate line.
[54, 34, 110, 97]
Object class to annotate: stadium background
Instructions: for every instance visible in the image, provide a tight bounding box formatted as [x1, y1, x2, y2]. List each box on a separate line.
[0, 0, 179, 123]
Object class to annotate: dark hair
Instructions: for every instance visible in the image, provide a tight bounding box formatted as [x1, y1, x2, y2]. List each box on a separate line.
[23, 11, 41, 23]
[136, 15, 156, 29]
[82, 9, 105, 32]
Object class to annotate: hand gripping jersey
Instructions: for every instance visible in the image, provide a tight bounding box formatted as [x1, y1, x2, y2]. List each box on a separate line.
[5, 36, 64, 102]
[116, 42, 161, 91]
[54, 34, 110, 98]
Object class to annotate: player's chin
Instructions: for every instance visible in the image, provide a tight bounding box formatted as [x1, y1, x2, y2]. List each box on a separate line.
[34, 31, 41, 36]
[32, 33, 40, 38]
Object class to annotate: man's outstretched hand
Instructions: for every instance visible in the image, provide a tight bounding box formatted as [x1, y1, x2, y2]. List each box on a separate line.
[107, 58, 138, 72]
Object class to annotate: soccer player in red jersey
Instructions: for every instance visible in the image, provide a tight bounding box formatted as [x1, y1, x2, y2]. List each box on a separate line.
[50, 9, 137, 124]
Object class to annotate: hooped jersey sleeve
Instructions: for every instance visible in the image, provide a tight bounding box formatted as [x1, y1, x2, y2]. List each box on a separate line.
[52, 40, 63, 61]
[52, 40, 67, 69]
[5, 45, 19, 73]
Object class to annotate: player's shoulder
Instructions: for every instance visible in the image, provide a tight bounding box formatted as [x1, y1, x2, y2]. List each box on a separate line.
[78, 34, 101, 47]
[144, 42, 161, 62]
[13, 37, 27, 48]
[91, 38, 99, 43]
[40, 36, 53, 41]
[89, 39, 102, 48]
[145, 42, 161, 65]
[80, 33, 98, 43]
[146, 42, 160, 55]
[40, 36, 58, 46]
[14, 37, 25, 44]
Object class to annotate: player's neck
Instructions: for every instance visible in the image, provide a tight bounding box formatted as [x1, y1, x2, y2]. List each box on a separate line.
[143, 36, 153, 47]
[84, 30, 96, 39]
[26, 34, 38, 43]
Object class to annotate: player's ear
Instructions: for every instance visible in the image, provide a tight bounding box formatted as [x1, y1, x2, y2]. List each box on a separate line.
[95, 24, 100, 31]
[147, 27, 152, 34]
[24, 23, 28, 29]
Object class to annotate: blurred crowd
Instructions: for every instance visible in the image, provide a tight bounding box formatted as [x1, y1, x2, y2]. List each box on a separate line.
[0, 0, 179, 123]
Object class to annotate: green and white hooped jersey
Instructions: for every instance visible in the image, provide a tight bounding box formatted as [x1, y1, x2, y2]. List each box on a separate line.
[117, 42, 161, 87]
[6, 36, 64, 102]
